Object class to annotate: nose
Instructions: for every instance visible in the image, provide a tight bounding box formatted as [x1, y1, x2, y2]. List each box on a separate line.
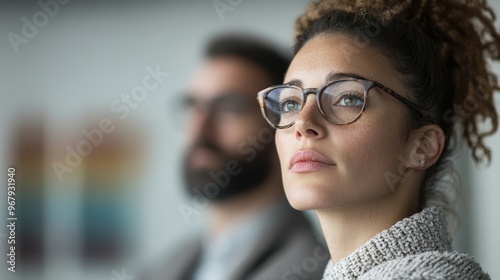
[293, 94, 327, 140]
[187, 105, 215, 143]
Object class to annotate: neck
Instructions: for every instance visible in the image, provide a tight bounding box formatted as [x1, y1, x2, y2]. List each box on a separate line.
[207, 176, 284, 240]
[316, 180, 420, 262]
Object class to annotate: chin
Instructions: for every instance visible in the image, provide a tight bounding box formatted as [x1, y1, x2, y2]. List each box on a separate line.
[283, 180, 333, 211]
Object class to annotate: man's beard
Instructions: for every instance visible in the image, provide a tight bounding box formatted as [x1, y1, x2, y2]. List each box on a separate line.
[182, 139, 274, 202]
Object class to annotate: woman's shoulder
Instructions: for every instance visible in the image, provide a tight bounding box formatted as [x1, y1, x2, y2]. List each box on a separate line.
[360, 251, 490, 280]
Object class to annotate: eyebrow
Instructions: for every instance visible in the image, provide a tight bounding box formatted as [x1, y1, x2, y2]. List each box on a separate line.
[326, 72, 370, 82]
[285, 72, 372, 88]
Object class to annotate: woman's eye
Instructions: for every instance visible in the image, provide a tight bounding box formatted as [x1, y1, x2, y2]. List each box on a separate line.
[337, 94, 364, 107]
[281, 100, 301, 112]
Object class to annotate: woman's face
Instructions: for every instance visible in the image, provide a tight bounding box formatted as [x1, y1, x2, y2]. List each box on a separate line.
[276, 33, 414, 210]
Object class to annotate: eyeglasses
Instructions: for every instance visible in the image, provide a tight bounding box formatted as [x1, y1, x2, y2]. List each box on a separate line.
[181, 94, 254, 115]
[256, 77, 429, 129]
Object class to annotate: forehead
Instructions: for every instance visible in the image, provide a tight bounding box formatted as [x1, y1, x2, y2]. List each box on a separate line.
[186, 56, 271, 100]
[286, 34, 406, 94]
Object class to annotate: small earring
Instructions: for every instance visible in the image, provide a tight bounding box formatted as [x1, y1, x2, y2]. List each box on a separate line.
[419, 159, 425, 168]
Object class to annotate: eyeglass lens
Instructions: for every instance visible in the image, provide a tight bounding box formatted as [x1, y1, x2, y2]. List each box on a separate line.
[263, 80, 366, 127]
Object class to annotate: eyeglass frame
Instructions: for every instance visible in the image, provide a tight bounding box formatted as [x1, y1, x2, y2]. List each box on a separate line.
[180, 93, 257, 116]
[256, 77, 431, 129]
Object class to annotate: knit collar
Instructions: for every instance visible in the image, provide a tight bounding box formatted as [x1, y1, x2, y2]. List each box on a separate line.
[323, 207, 452, 280]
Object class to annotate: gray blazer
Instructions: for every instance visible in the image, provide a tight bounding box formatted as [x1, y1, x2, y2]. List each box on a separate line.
[145, 206, 329, 280]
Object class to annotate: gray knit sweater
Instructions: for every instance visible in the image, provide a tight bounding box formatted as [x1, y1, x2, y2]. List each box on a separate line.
[322, 207, 490, 279]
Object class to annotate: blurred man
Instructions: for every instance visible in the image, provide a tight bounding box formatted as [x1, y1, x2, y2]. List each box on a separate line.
[152, 35, 329, 280]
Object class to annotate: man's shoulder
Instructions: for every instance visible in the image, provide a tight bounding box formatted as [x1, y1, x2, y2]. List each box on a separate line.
[361, 251, 490, 280]
[245, 210, 329, 280]
[164, 237, 202, 262]
[141, 237, 202, 280]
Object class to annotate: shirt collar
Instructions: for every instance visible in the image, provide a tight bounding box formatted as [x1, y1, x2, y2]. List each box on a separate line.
[193, 199, 290, 280]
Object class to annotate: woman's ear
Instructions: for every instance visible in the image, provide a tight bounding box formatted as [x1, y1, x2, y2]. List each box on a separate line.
[407, 124, 445, 169]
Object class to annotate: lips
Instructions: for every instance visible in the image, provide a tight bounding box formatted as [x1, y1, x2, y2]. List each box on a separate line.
[190, 147, 222, 169]
[289, 149, 335, 173]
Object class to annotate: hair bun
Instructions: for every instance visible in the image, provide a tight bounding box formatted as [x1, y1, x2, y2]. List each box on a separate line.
[295, 0, 415, 43]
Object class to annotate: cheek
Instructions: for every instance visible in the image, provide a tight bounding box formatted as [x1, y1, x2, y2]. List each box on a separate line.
[275, 131, 297, 188]
[337, 119, 406, 190]
[274, 131, 288, 168]
[218, 119, 256, 146]
[275, 129, 293, 167]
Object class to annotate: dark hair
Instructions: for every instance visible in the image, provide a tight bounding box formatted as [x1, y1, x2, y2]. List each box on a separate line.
[205, 34, 291, 86]
[293, 0, 500, 216]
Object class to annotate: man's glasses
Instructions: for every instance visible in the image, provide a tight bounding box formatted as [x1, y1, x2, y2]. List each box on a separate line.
[181, 94, 255, 118]
[257, 77, 429, 129]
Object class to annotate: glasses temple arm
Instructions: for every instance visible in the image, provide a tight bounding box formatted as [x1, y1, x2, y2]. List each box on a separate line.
[375, 83, 433, 122]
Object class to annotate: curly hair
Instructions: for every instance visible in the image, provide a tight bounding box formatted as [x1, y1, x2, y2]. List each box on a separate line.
[293, 0, 500, 218]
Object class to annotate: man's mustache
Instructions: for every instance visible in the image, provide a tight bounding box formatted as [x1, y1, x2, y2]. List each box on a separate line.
[188, 140, 226, 158]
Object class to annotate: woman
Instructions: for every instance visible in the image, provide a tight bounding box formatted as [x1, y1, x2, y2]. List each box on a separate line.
[257, 0, 499, 279]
